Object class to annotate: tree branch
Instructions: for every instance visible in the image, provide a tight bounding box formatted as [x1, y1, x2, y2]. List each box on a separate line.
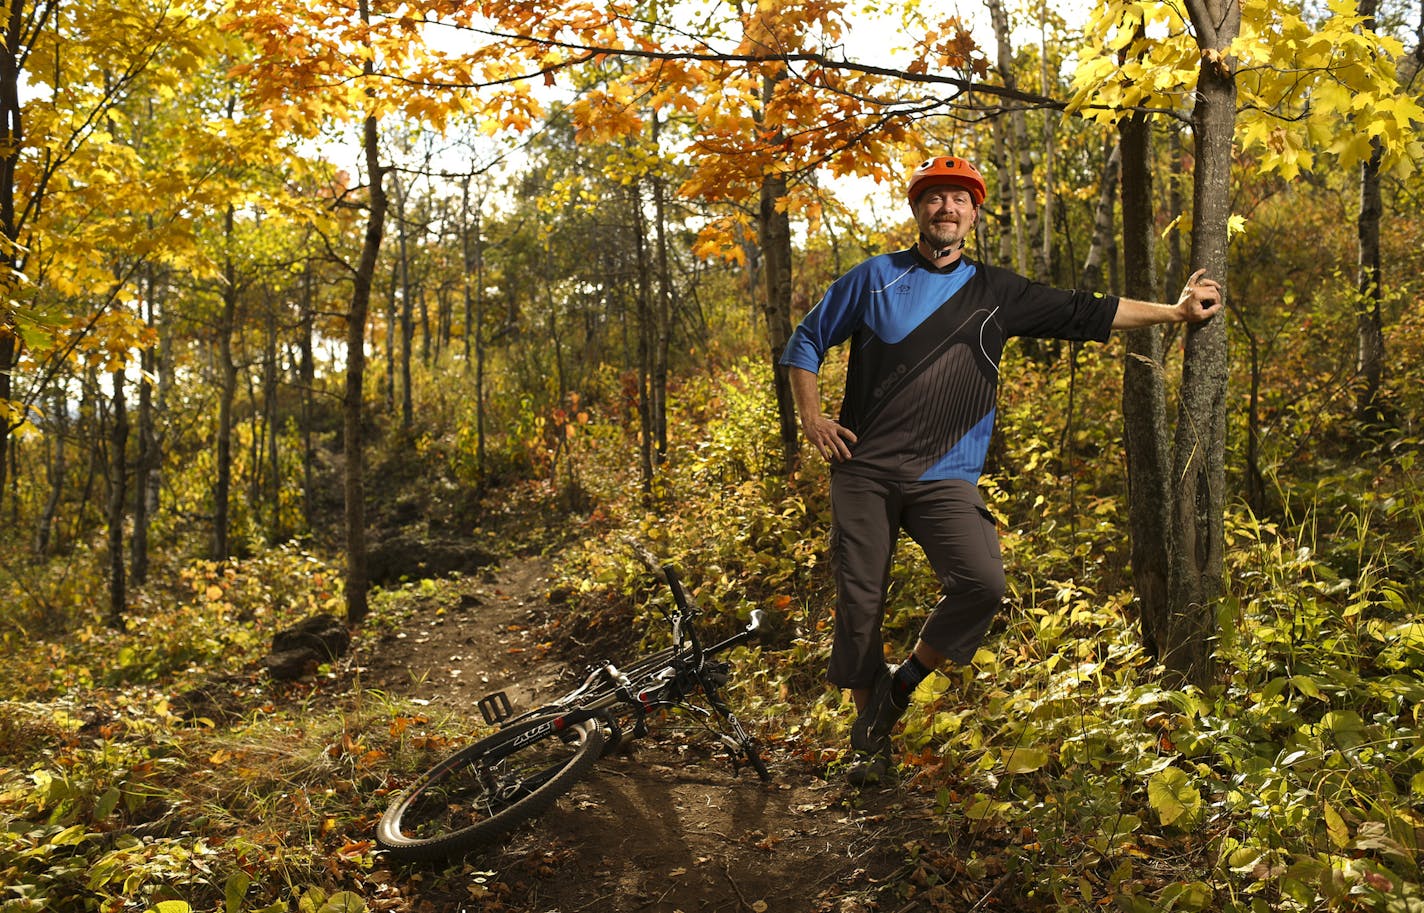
[391, 13, 1067, 112]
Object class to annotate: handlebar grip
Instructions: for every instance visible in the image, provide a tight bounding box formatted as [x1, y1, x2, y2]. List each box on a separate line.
[663, 565, 691, 611]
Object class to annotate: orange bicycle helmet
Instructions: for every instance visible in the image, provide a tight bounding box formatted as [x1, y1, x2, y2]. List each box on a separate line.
[906, 156, 986, 207]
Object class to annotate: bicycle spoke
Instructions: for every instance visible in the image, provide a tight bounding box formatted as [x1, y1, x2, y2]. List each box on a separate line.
[392, 733, 590, 842]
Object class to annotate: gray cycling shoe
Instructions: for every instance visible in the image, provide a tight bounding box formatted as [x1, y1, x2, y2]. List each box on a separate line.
[844, 747, 893, 786]
[850, 663, 908, 754]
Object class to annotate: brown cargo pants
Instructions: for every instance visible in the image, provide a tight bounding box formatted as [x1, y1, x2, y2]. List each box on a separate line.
[826, 472, 1007, 689]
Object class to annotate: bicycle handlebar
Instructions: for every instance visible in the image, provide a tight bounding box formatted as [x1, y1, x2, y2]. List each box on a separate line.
[623, 539, 768, 655]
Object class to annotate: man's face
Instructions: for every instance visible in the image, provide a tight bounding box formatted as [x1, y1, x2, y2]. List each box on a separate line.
[913, 183, 978, 251]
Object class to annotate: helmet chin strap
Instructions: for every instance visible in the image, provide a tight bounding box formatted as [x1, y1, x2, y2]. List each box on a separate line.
[920, 232, 965, 260]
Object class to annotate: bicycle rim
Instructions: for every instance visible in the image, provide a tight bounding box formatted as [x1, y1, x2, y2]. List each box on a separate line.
[376, 715, 604, 862]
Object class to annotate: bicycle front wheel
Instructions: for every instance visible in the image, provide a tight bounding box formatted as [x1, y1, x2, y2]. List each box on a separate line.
[376, 714, 605, 862]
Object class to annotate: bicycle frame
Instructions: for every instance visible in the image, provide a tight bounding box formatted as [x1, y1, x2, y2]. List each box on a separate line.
[474, 556, 766, 774]
[375, 547, 771, 862]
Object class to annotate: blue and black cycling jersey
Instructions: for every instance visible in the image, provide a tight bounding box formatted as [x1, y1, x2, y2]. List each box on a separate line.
[781, 248, 1119, 483]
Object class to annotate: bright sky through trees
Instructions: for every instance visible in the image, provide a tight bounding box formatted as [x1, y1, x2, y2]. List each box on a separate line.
[304, 0, 1010, 213]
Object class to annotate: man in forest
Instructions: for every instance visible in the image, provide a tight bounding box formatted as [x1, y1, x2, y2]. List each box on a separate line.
[781, 154, 1223, 785]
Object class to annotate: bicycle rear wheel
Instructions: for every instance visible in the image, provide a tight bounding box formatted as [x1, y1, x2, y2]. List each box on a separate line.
[376, 714, 605, 862]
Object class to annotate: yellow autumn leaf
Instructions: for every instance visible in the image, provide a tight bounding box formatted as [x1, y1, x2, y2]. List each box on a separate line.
[1003, 747, 1050, 774]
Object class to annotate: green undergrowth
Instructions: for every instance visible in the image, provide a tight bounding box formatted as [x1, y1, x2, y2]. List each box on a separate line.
[2, 351, 1423, 912]
[0, 545, 393, 913]
[0, 567, 510, 912]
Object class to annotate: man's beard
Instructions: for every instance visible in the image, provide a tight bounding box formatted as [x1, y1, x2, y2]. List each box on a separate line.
[922, 220, 966, 251]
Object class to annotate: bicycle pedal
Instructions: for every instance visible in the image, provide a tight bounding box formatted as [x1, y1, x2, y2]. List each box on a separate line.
[477, 690, 514, 726]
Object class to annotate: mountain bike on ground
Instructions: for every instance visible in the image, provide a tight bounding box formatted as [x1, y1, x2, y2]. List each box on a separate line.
[375, 544, 771, 862]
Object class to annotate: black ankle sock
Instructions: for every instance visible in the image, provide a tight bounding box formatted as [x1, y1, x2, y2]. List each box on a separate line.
[891, 654, 931, 701]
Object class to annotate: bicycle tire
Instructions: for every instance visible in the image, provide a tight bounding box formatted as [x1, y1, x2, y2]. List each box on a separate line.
[376, 714, 604, 862]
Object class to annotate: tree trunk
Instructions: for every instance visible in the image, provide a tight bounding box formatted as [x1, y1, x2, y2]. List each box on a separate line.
[299, 261, 316, 530]
[36, 381, 65, 555]
[0, 0, 31, 501]
[131, 267, 157, 585]
[434, 282, 450, 361]
[1038, 11, 1058, 284]
[1166, 0, 1239, 688]
[75, 366, 102, 544]
[986, 0, 1046, 279]
[759, 166, 798, 474]
[344, 63, 388, 625]
[394, 174, 414, 434]
[1079, 141, 1120, 292]
[1239, 303, 1267, 516]
[262, 303, 281, 540]
[214, 206, 238, 561]
[462, 183, 476, 367]
[383, 254, 398, 412]
[419, 285, 432, 368]
[243, 332, 261, 516]
[156, 273, 174, 507]
[1162, 128, 1187, 300]
[0, 0, 58, 503]
[651, 133, 672, 462]
[6, 420, 16, 527]
[1118, 111, 1172, 660]
[991, 117, 1014, 266]
[1355, 141, 1385, 420]
[543, 248, 567, 399]
[631, 183, 655, 493]
[107, 368, 128, 631]
[749, 67, 800, 474]
[0, 327, 13, 500]
[459, 180, 488, 479]
[1354, 0, 1386, 420]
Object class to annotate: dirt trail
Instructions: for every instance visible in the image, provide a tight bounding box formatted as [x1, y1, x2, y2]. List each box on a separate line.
[359, 553, 926, 913]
